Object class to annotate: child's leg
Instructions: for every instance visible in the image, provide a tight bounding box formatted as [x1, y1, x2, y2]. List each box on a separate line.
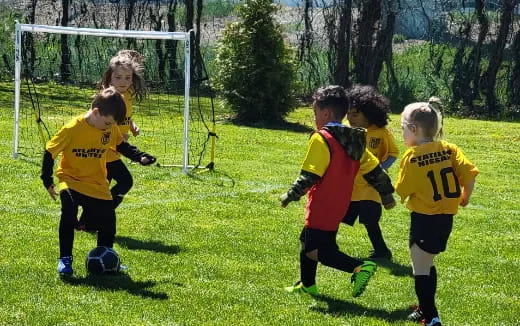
[300, 246, 318, 287]
[411, 243, 438, 321]
[59, 189, 80, 257]
[359, 201, 391, 256]
[107, 160, 133, 209]
[84, 197, 117, 248]
[342, 201, 360, 226]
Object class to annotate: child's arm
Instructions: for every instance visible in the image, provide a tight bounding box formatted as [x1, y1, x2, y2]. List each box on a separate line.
[363, 165, 396, 209]
[359, 149, 396, 209]
[40, 150, 58, 201]
[460, 178, 475, 207]
[129, 118, 140, 137]
[116, 141, 156, 165]
[280, 171, 320, 207]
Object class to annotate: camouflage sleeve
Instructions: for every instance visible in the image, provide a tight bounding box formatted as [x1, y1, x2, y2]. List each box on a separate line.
[362, 165, 395, 206]
[280, 170, 321, 206]
[323, 125, 366, 160]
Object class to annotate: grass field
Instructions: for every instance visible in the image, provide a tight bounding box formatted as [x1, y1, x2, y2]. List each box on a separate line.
[0, 86, 519, 325]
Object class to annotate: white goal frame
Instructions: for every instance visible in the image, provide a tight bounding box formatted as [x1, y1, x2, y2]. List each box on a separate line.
[13, 22, 193, 173]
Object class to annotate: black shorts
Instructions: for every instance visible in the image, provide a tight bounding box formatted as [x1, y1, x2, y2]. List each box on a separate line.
[342, 200, 382, 226]
[299, 227, 338, 253]
[409, 212, 453, 254]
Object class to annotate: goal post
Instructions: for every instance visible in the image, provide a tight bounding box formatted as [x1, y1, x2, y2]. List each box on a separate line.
[13, 22, 214, 174]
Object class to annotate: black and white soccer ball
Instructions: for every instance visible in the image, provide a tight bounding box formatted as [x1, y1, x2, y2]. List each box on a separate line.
[85, 246, 120, 275]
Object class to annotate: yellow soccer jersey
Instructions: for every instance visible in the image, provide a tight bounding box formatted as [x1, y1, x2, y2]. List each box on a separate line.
[351, 126, 399, 203]
[395, 140, 479, 215]
[106, 91, 133, 162]
[301, 132, 379, 178]
[45, 115, 124, 200]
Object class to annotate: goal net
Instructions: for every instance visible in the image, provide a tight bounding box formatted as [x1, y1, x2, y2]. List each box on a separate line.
[13, 23, 216, 173]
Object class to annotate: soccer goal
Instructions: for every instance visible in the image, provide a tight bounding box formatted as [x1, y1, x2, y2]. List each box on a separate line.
[13, 22, 216, 173]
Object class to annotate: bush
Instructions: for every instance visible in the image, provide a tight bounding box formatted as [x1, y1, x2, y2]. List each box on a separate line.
[213, 0, 297, 123]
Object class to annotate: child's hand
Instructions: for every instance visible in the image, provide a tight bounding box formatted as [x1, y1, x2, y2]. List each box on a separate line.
[139, 153, 156, 166]
[460, 192, 470, 207]
[280, 193, 290, 208]
[47, 184, 58, 201]
[130, 121, 140, 137]
[383, 200, 396, 210]
[122, 133, 130, 142]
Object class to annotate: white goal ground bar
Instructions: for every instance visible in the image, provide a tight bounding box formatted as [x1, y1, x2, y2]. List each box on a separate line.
[13, 23, 192, 174]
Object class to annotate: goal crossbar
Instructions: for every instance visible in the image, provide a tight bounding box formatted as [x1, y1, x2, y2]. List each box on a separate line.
[13, 22, 193, 174]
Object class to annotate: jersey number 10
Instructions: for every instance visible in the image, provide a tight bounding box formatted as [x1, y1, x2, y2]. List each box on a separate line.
[426, 167, 461, 201]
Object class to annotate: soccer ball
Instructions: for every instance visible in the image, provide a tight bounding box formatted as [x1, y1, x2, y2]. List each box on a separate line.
[85, 246, 120, 275]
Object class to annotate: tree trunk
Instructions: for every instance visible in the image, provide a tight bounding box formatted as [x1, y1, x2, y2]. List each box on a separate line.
[482, 0, 515, 116]
[193, 0, 203, 82]
[352, 0, 394, 86]
[60, 0, 71, 83]
[333, 0, 352, 88]
[166, 0, 180, 83]
[125, 0, 136, 47]
[510, 29, 520, 107]
[24, 0, 37, 73]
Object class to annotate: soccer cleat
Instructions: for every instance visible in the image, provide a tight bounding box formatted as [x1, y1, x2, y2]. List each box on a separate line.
[368, 249, 392, 260]
[422, 317, 442, 326]
[284, 281, 318, 296]
[351, 260, 377, 297]
[57, 256, 73, 275]
[408, 304, 424, 322]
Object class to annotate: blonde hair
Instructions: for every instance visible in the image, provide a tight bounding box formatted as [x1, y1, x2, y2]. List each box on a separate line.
[98, 52, 147, 102]
[403, 97, 444, 140]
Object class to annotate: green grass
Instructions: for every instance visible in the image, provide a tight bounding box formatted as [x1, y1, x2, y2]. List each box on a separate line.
[0, 86, 519, 325]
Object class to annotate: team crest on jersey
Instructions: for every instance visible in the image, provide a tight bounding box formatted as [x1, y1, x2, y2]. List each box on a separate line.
[101, 131, 111, 145]
[369, 137, 381, 149]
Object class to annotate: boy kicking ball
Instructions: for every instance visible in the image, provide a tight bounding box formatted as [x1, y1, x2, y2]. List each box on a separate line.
[280, 85, 396, 297]
[41, 87, 155, 275]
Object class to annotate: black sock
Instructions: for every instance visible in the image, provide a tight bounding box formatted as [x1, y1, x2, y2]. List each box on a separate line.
[365, 223, 389, 253]
[300, 251, 318, 287]
[415, 274, 436, 321]
[430, 266, 438, 317]
[318, 248, 362, 273]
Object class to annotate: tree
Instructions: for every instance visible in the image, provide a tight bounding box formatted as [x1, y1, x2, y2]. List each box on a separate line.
[213, 0, 297, 123]
[481, 0, 516, 116]
[352, 0, 396, 86]
[60, 0, 71, 82]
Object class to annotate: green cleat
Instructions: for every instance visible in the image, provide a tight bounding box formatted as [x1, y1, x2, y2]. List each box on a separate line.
[284, 281, 318, 296]
[351, 260, 377, 297]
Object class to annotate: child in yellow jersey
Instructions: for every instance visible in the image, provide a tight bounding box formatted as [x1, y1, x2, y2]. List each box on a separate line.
[78, 51, 147, 230]
[280, 85, 396, 298]
[396, 98, 478, 326]
[342, 85, 398, 259]
[41, 87, 155, 275]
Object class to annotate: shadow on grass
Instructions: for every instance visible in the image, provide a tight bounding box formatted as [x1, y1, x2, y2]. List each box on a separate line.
[116, 235, 181, 255]
[61, 273, 170, 300]
[375, 259, 414, 278]
[350, 255, 414, 278]
[187, 168, 236, 188]
[312, 294, 410, 322]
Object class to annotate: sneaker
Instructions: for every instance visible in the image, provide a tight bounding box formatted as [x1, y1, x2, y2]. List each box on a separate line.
[368, 249, 392, 260]
[408, 304, 424, 322]
[351, 260, 377, 297]
[423, 317, 442, 326]
[57, 256, 73, 275]
[284, 281, 318, 296]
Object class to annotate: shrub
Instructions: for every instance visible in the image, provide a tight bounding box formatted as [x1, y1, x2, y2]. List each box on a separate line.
[213, 0, 297, 123]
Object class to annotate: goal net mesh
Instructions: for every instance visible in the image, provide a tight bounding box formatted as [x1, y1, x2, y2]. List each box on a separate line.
[16, 25, 215, 170]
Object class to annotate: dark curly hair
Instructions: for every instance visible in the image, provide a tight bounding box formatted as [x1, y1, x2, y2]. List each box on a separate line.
[346, 84, 390, 127]
[312, 85, 348, 120]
